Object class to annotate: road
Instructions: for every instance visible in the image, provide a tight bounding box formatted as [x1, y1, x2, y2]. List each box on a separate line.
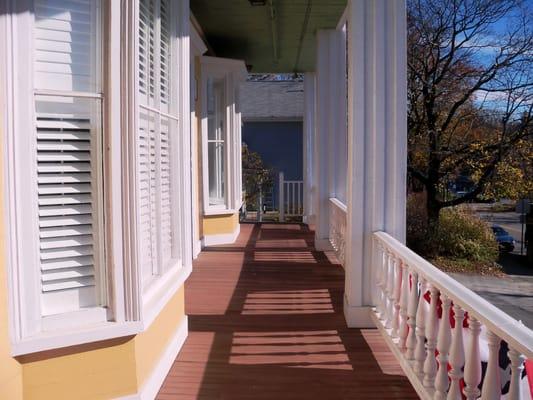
[473, 204, 527, 256]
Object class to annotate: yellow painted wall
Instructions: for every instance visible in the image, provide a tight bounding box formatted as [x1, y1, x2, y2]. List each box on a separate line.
[134, 286, 185, 387]
[20, 339, 138, 400]
[203, 213, 239, 235]
[17, 286, 185, 400]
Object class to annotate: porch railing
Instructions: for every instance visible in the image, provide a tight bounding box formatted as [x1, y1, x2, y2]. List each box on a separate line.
[373, 231, 533, 400]
[329, 198, 347, 266]
[278, 172, 304, 222]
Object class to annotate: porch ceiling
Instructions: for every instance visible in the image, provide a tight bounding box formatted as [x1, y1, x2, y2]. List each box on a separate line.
[190, 0, 347, 73]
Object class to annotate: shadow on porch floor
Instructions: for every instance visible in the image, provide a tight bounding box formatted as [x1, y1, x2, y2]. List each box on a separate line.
[157, 223, 417, 399]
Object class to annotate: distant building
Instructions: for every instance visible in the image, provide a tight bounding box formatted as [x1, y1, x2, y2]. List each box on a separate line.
[240, 80, 304, 121]
[241, 81, 304, 210]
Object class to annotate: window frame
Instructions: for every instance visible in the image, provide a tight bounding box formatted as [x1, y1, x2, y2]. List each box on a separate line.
[0, 0, 192, 355]
[199, 56, 246, 216]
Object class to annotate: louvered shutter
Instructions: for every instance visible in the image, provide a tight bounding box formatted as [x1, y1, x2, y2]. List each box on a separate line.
[33, 0, 104, 316]
[138, 0, 177, 288]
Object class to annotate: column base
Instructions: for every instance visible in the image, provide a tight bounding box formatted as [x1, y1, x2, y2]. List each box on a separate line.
[343, 295, 375, 328]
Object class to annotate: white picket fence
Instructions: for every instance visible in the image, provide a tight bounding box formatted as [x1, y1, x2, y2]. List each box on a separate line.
[278, 172, 304, 222]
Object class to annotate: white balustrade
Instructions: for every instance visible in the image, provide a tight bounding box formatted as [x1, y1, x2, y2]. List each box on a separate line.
[328, 198, 347, 266]
[371, 232, 533, 400]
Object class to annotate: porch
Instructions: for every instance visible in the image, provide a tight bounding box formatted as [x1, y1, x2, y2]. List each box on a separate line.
[157, 223, 417, 399]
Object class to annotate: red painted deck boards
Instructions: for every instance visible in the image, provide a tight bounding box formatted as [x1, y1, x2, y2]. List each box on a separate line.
[157, 223, 418, 399]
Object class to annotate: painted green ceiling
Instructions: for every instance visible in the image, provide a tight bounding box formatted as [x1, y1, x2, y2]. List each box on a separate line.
[190, 0, 347, 73]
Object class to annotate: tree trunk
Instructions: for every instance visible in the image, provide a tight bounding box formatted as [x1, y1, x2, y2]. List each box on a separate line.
[426, 196, 441, 233]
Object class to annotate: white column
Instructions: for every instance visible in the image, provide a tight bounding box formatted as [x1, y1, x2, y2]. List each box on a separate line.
[344, 0, 407, 326]
[303, 73, 315, 225]
[314, 29, 344, 251]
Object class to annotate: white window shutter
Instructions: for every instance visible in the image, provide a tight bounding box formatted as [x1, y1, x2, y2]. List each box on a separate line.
[33, 0, 104, 316]
[137, 0, 177, 288]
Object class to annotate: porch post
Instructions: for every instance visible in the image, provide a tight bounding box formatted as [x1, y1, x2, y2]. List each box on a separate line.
[314, 29, 344, 250]
[344, 0, 407, 327]
[302, 72, 315, 225]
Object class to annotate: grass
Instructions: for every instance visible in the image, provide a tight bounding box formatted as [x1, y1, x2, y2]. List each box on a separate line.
[431, 256, 505, 277]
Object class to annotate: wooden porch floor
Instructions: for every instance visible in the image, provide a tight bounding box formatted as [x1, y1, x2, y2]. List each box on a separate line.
[157, 223, 418, 399]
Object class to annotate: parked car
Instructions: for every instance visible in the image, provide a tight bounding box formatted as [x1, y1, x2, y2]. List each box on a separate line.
[491, 225, 515, 252]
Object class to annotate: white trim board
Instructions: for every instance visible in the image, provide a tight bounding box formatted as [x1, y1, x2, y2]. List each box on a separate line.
[202, 224, 240, 246]
[116, 316, 189, 400]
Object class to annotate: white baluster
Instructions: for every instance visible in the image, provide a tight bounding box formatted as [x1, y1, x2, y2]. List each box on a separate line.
[380, 249, 390, 322]
[385, 253, 395, 330]
[435, 295, 452, 400]
[405, 270, 419, 360]
[414, 278, 427, 374]
[423, 284, 439, 388]
[508, 347, 525, 400]
[398, 260, 410, 351]
[463, 316, 482, 400]
[392, 258, 402, 338]
[481, 330, 501, 400]
[447, 304, 465, 400]
[376, 243, 386, 318]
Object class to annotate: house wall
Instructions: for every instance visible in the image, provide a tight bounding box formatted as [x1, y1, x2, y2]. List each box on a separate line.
[11, 287, 185, 400]
[0, 3, 191, 399]
[203, 213, 239, 236]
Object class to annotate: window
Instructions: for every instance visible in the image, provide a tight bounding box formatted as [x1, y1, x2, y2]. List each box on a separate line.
[137, 0, 182, 290]
[207, 77, 226, 206]
[200, 57, 247, 215]
[3, 0, 191, 353]
[33, 0, 106, 324]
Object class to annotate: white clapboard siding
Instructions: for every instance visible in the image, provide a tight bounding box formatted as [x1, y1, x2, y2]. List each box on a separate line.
[33, 0, 103, 317]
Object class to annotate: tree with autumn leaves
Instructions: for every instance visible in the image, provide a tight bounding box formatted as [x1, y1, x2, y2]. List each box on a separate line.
[407, 0, 533, 229]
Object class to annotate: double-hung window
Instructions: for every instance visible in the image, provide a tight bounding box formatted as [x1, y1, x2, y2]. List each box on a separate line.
[200, 57, 246, 215]
[137, 0, 182, 292]
[33, 0, 106, 320]
[207, 77, 227, 207]
[3, 0, 109, 341]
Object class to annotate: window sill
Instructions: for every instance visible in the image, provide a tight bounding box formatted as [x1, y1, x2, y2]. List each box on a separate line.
[11, 320, 142, 357]
[203, 208, 237, 216]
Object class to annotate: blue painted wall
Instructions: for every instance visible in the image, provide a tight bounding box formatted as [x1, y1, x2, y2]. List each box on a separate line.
[242, 121, 303, 209]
